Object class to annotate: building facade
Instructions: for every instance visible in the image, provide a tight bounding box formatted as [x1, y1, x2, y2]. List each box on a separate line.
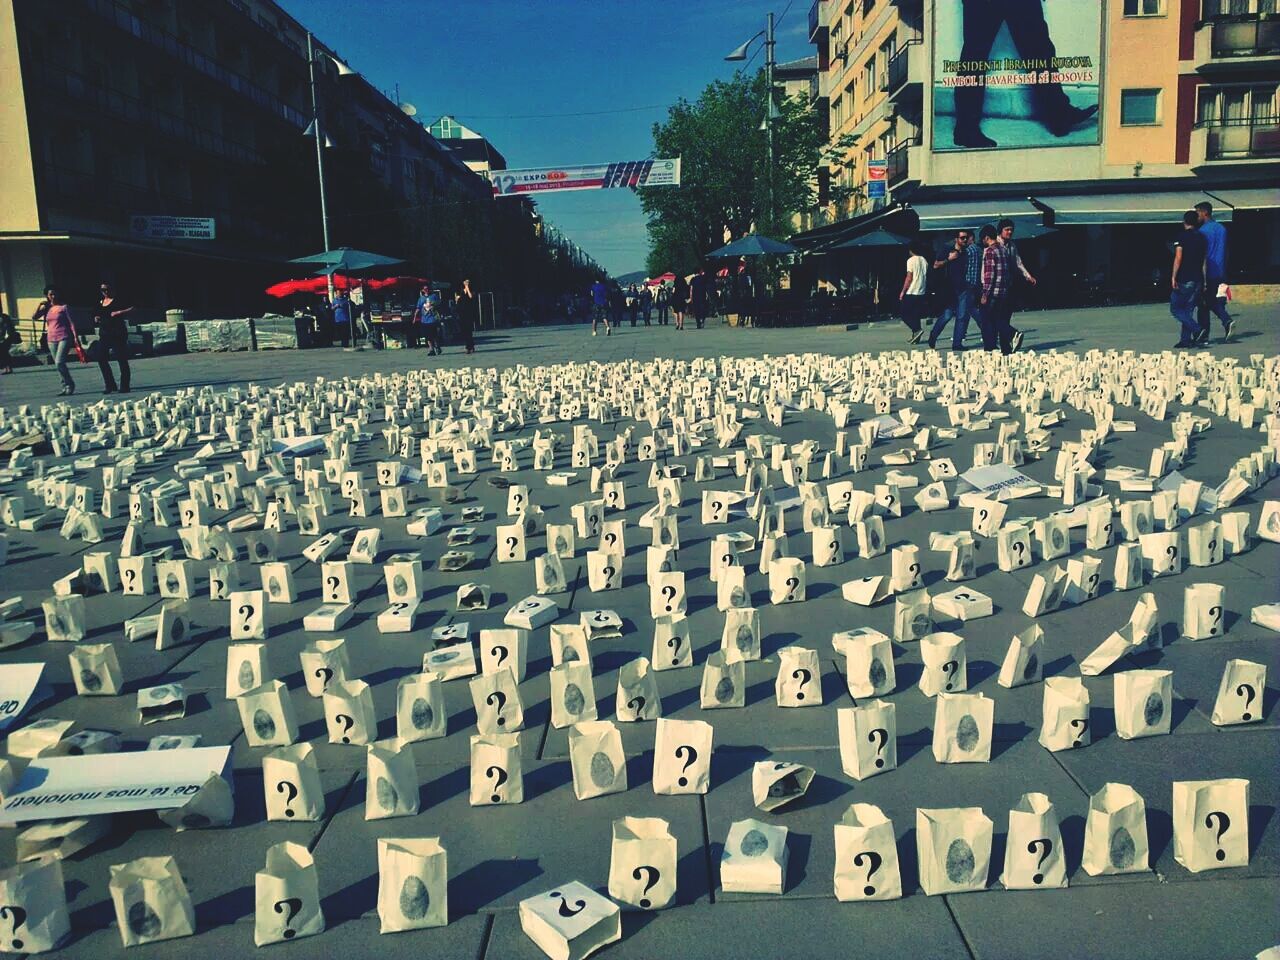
[796, 0, 1279, 301]
[427, 115, 509, 175]
[0, 0, 490, 336]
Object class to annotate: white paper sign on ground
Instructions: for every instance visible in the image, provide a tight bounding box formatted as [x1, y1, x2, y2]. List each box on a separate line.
[956, 465, 1039, 498]
[0, 663, 47, 731]
[2, 746, 232, 821]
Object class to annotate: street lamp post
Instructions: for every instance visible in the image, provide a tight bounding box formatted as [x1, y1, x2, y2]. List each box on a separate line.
[726, 13, 777, 232]
[306, 32, 333, 303]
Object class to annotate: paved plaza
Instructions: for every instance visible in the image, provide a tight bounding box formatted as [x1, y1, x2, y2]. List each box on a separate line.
[0, 303, 1277, 960]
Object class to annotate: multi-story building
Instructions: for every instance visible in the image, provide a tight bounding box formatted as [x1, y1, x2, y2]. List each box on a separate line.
[427, 115, 509, 175]
[0, 0, 489, 335]
[795, 0, 1279, 301]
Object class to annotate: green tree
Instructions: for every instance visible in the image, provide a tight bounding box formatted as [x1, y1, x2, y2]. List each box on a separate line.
[640, 71, 823, 277]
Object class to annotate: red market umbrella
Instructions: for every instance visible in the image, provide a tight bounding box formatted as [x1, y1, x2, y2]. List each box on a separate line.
[367, 276, 429, 292]
[265, 276, 362, 298]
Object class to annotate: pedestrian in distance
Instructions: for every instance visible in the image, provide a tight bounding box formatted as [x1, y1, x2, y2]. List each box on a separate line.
[590, 278, 611, 336]
[928, 229, 980, 350]
[655, 285, 669, 326]
[996, 219, 1034, 352]
[609, 284, 626, 330]
[0, 310, 16, 375]
[898, 240, 930, 344]
[689, 265, 712, 329]
[627, 284, 640, 327]
[1194, 201, 1234, 343]
[671, 274, 689, 331]
[456, 278, 479, 354]
[332, 290, 353, 348]
[93, 282, 133, 393]
[1170, 210, 1208, 349]
[640, 285, 653, 326]
[978, 225, 1015, 354]
[414, 284, 442, 354]
[34, 285, 81, 396]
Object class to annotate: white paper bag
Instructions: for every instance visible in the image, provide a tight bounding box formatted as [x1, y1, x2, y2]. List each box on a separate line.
[932, 693, 993, 763]
[254, 841, 324, 945]
[916, 807, 992, 894]
[652, 718, 712, 795]
[834, 627, 895, 698]
[396, 672, 447, 742]
[376, 837, 447, 933]
[616, 657, 661, 721]
[263, 743, 325, 821]
[237, 680, 298, 747]
[768, 557, 806, 604]
[700, 652, 745, 709]
[997, 624, 1044, 689]
[833, 803, 901, 902]
[551, 662, 597, 729]
[1082, 783, 1149, 876]
[776, 646, 822, 707]
[890, 544, 923, 592]
[997, 524, 1032, 571]
[1022, 564, 1067, 618]
[366, 739, 420, 820]
[721, 819, 788, 894]
[109, 855, 195, 947]
[568, 721, 627, 800]
[720, 607, 760, 663]
[226, 643, 269, 699]
[324, 679, 377, 745]
[1039, 677, 1091, 751]
[470, 732, 523, 806]
[470, 668, 524, 734]
[1001, 793, 1067, 889]
[1211, 658, 1266, 726]
[1182, 582, 1226, 640]
[0, 858, 70, 953]
[920, 632, 967, 696]
[838, 700, 896, 781]
[609, 817, 676, 910]
[893, 589, 933, 643]
[1172, 778, 1250, 872]
[69, 643, 123, 697]
[518, 881, 619, 960]
[652, 615, 692, 671]
[1113, 542, 1145, 591]
[752, 760, 815, 812]
[1114, 669, 1172, 740]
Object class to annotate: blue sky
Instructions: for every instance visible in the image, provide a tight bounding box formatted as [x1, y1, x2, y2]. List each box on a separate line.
[279, 0, 814, 276]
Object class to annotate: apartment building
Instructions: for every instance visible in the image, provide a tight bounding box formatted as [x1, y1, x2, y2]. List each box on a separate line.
[0, 0, 489, 331]
[796, 0, 1279, 300]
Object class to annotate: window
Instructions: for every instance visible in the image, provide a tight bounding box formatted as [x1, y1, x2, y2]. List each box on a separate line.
[1120, 88, 1162, 125]
[1198, 84, 1278, 123]
[862, 58, 876, 98]
[1122, 0, 1163, 16]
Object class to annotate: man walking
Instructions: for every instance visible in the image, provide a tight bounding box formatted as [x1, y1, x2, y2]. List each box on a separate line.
[689, 265, 712, 329]
[590, 278, 611, 336]
[94, 282, 133, 393]
[1170, 211, 1207, 348]
[928, 229, 980, 350]
[414, 284, 442, 354]
[996, 219, 1035, 352]
[978, 225, 1015, 354]
[332, 290, 352, 348]
[1194, 201, 1234, 342]
[655, 285, 669, 325]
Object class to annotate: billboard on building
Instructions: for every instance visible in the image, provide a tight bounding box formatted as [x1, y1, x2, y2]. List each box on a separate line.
[932, 0, 1101, 152]
[491, 158, 681, 196]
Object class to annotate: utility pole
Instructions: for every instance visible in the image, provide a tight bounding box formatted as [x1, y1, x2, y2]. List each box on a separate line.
[765, 10, 775, 232]
[307, 32, 334, 303]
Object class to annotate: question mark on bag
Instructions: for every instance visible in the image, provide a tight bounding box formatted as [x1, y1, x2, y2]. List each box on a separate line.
[667, 634, 683, 665]
[486, 764, 507, 802]
[852, 851, 882, 897]
[785, 576, 799, 601]
[315, 666, 333, 690]
[505, 536, 518, 558]
[941, 659, 959, 691]
[660, 584, 677, 612]
[867, 727, 889, 768]
[334, 713, 354, 743]
[1208, 605, 1222, 635]
[631, 865, 660, 908]
[791, 668, 811, 701]
[491, 644, 508, 667]
[1204, 811, 1230, 861]
[0, 906, 27, 951]
[1012, 540, 1026, 565]
[325, 575, 340, 600]
[124, 568, 137, 590]
[603, 564, 616, 585]
[1166, 544, 1178, 571]
[627, 695, 646, 716]
[978, 508, 989, 528]
[549, 891, 586, 917]
[486, 691, 507, 726]
[1070, 717, 1088, 747]
[1236, 683, 1256, 721]
[674, 744, 698, 787]
[276, 780, 298, 817]
[274, 898, 302, 939]
[238, 604, 254, 633]
[1027, 838, 1052, 884]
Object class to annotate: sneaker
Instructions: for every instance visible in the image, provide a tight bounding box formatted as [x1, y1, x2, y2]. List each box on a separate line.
[592, 330, 597, 336]
[1174, 339, 1193, 349]
[1195, 329, 1210, 346]
[1010, 330, 1025, 352]
[908, 329, 924, 344]
[606, 327, 612, 336]
[1222, 318, 1235, 341]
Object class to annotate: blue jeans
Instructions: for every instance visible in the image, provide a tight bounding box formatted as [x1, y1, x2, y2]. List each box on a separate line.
[1197, 275, 1231, 334]
[50, 338, 75, 390]
[978, 296, 1014, 353]
[929, 285, 978, 348]
[1170, 280, 1202, 340]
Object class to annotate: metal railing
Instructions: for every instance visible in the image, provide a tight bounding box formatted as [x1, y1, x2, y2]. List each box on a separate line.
[1198, 117, 1280, 158]
[1210, 16, 1280, 56]
[886, 134, 921, 183]
[887, 39, 922, 92]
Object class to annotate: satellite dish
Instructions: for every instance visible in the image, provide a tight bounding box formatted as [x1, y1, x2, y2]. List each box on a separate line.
[399, 102, 418, 117]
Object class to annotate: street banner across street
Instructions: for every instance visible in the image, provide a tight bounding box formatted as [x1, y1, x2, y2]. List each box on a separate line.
[491, 158, 681, 196]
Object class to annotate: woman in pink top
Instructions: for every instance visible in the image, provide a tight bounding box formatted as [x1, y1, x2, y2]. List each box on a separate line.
[33, 286, 79, 395]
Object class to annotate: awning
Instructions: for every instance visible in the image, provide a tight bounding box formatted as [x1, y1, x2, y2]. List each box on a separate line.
[1032, 191, 1232, 225]
[904, 198, 1040, 233]
[1206, 187, 1280, 211]
[789, 203, 906, 251]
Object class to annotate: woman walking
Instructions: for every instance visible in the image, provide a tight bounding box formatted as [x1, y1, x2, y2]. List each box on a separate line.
[35, 286, 80, 395]
[671, 274, 689, 331]
[455, 278, 478, 354]
[94, 282, 133, 393]
[897, 241, 929, 344]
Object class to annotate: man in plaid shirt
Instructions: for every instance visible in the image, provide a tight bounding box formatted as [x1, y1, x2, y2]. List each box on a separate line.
[978, 225, 1015, 354]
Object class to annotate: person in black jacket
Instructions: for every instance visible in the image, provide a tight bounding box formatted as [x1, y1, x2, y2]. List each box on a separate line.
[94, 282, 133, 393]
[455, 278, 478, 354]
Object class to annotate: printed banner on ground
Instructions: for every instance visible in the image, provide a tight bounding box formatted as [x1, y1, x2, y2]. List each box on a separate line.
[0, 663, 47, 731]
[1, 746, 233, 821]
[491, 158, 681, 196]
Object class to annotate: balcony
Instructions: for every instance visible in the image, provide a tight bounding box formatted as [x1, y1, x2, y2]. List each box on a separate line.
[886, 135, 923, 187]
[809, 0, 827, 42]
[1194, 14, 1280, 71]
[1190, 118, 1280, 168]
[886, 39, 924, 105]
